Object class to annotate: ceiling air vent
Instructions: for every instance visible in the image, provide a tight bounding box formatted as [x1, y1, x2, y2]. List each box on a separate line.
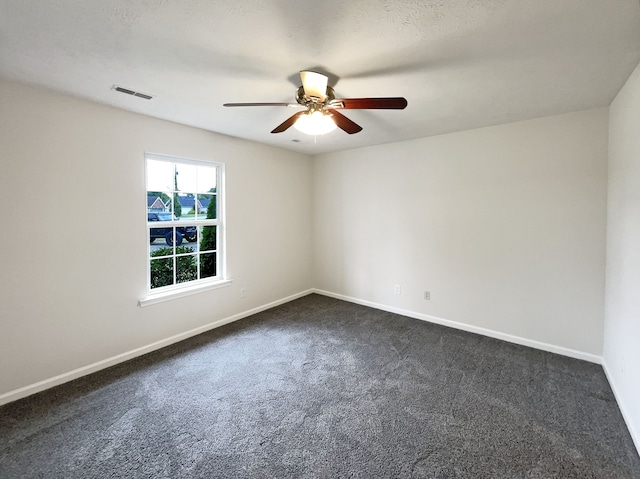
[112, 85, 154, 100]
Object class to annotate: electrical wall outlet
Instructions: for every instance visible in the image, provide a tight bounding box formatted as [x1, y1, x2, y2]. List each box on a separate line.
[424, 291, 430, 300]
[240, 288, 246, 298]
[394, 285, 401, 295]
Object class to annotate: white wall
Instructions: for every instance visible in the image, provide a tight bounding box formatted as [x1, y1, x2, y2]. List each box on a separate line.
[0, 78, 613, 406]
[313, 109, 608, 357]
[0, 79, 313, 399]
[605, 61, 640, 451]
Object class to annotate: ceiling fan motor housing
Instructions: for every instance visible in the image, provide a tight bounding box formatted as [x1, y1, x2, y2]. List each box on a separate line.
[296, 85, 336, 106]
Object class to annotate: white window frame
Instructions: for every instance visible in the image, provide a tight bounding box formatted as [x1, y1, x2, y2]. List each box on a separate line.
[140, 153, 230, 306]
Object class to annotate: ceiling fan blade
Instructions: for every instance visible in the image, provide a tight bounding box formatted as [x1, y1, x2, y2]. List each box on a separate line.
[329, 110, 363, 134]
[300, 71, 328, 102]
[223, 102, 299, 107]
[271, 111, 306, 134]
[332, 97, 408, 110]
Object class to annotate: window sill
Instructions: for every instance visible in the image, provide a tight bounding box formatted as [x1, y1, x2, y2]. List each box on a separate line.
[139, 279, 232, 307]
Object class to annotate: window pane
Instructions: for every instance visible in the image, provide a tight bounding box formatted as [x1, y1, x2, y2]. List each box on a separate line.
[149, 227, 185, 248]
[197, 165, 217, 193]
[147, 159, 174, 192]
[200, 225, 216, 253]
[197, 165, 217, 220]
[175, 163, 197, 193]
[182, 225, 198, 247]
[176, 194, 196, 220]
[209, 194, 217, 220]
[194, 194, 216, 220]
[200, 252, 217, 279]
[150, 257, 173, 289]
[176, 254, 197, 284]
[147, 193, 170, 213]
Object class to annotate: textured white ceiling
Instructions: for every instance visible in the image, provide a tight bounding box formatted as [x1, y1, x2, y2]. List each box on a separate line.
[1, 0, 640, 154]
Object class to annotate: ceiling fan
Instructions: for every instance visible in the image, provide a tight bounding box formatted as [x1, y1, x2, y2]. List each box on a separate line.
[223, 71, 407, 135]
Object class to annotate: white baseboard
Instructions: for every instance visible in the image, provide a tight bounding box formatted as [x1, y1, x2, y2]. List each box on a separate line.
[0, 289, 314, 407]
[0, 288, 604, 407]
[312, 289, 602, 364]
[601, 360, 640, 456]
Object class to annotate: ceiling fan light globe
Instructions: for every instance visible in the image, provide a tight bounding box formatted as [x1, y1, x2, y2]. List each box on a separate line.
[293, 111, 337, 136]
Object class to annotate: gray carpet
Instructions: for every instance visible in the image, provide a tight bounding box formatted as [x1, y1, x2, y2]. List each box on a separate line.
[1, 294, 639, 478]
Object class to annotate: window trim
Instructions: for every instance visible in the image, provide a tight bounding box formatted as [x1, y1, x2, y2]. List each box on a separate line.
[141, 152, 227, 303]
[139, 279, 232, 307]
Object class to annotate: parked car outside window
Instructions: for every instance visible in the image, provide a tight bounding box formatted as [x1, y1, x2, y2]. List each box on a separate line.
[148, 212, 197, 245]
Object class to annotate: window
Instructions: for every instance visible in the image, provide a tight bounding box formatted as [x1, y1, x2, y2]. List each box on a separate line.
[145, 153, 224, 293]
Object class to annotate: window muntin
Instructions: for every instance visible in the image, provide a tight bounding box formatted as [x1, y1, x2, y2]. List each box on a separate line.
[146, 153, 223, 292]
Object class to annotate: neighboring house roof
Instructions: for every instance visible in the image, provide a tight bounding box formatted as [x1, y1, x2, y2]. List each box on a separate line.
[147, 196, 166, 210]
[178, 196, 196, 209]
[148, 195, 211, 211]
[177, 196, 212, 210]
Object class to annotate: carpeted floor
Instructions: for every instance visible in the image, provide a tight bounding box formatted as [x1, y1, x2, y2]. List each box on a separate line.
[1, 294, 639, 478]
